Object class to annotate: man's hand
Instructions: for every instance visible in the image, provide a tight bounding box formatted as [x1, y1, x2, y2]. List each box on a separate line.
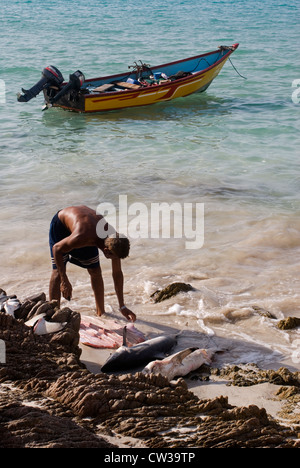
[60, 278, 73, 301]
[120, 306, 136, 322]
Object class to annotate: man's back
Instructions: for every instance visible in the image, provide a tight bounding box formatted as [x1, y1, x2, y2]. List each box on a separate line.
[58, 206, 105, 250]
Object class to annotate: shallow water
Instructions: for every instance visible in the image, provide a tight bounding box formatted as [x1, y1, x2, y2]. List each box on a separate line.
[0, 0, 299, 370]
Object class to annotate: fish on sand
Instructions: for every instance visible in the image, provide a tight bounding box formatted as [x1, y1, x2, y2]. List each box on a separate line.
[143, 347, 216, 381]
[101, 329, 177, 373]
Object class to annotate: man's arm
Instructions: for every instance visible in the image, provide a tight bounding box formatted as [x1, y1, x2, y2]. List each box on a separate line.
[52, 234, 84, 300]
[111, 258, 136, 322]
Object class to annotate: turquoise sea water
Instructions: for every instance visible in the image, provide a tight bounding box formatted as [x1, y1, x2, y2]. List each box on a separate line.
[0, 0, 299, 369]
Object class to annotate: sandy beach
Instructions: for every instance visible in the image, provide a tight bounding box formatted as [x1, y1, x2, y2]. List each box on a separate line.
[1, 287, 299, 449]
[80, 311, 300, 441]
[80, 346, 285, 425]
[81, 345, 300, 447]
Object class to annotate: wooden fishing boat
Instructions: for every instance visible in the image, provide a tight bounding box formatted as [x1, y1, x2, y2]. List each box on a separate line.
[18, 44, 239, 113]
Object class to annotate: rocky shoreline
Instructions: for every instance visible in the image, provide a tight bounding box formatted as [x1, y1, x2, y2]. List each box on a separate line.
[0, 289, 299, 448]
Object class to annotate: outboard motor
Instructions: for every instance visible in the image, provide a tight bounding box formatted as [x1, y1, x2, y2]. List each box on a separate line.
[48, 70, 85, 107]
[17, 66, 64, 102]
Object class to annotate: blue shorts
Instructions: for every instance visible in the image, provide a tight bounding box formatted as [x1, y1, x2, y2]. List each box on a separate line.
[49, 212, 100, 270]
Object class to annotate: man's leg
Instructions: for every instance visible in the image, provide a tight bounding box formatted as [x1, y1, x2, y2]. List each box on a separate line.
[49, 269, 61, 306]
[88, 266, 105, 316]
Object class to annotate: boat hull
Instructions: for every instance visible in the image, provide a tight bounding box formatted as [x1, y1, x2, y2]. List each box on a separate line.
[44, 44, 239, 113]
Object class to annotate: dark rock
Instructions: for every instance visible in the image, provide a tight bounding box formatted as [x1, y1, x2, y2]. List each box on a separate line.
[277, 317, 300, 330]
[252, 305, 277, 319]
[25, 292, 47, 304]
[151, 282, 194, 303]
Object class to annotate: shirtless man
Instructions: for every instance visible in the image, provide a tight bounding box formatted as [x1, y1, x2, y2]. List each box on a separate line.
[49, 205, 136, 322]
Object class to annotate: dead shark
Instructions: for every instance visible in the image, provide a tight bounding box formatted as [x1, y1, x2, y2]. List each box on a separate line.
[0, 292, 9, 309]
[25, 314, 67, 335]
[101, 327, 177, 373]
[0, 295, 21, 317]
[143, 347, 216, 381]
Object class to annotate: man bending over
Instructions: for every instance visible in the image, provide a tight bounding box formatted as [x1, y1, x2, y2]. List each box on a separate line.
[49, 205, 136, 322]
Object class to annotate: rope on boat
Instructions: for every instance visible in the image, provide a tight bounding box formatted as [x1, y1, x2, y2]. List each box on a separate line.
[190, 57, 212, 73]
[228, 57, 247, 80]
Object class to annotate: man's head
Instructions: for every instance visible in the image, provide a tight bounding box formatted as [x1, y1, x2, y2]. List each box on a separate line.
[103, 234, 130, 259]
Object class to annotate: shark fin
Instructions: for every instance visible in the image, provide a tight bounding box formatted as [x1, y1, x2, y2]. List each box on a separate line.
[123, 326, 127, 347]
